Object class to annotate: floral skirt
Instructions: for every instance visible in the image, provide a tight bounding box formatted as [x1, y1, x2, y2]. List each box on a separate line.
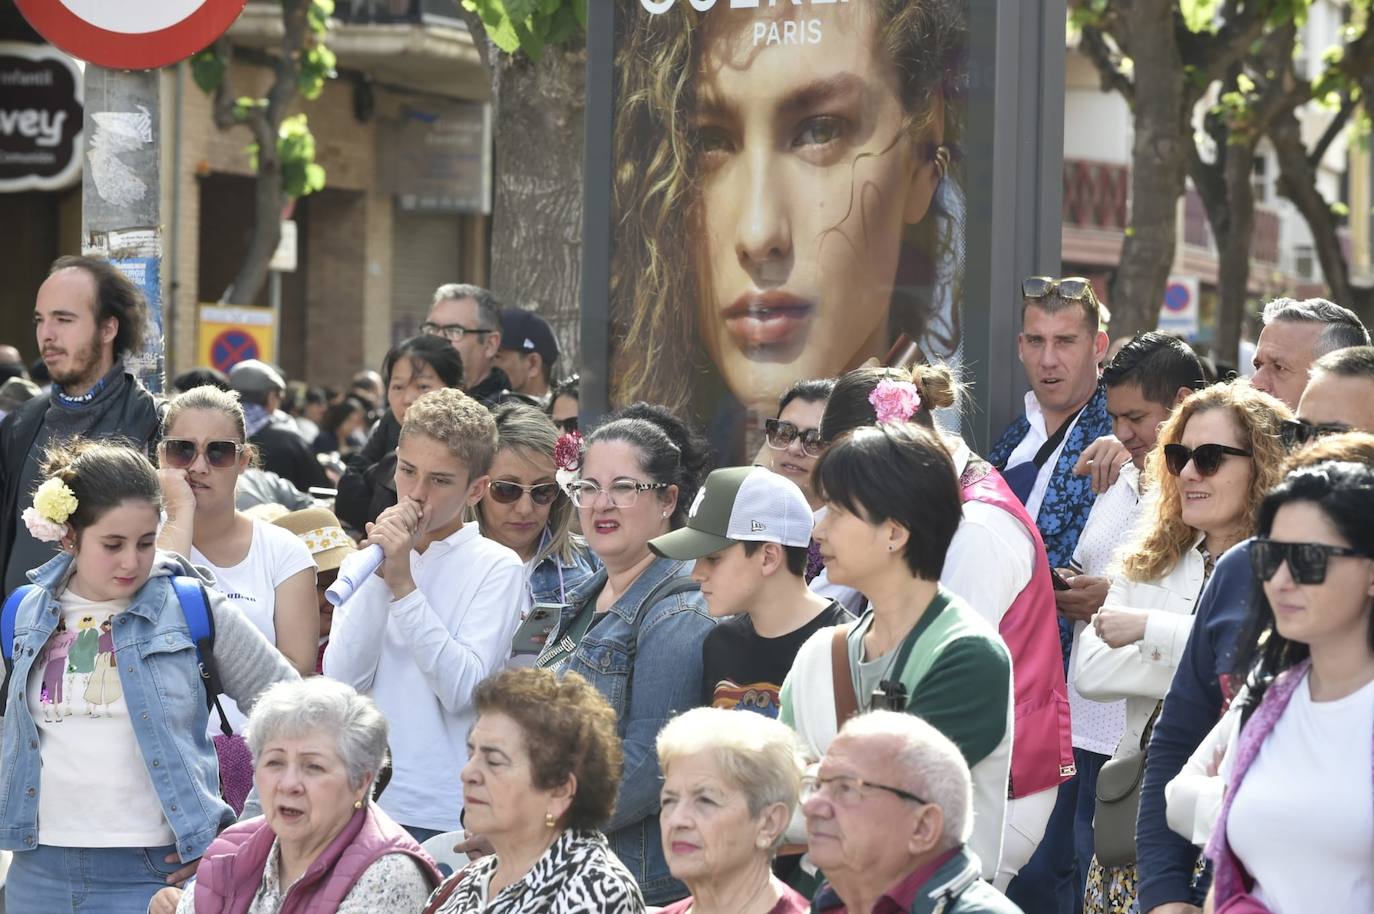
[1083, 857, 1139, 914]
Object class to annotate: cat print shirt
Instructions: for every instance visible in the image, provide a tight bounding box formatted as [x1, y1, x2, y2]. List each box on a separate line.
[26, 588, 175, 847]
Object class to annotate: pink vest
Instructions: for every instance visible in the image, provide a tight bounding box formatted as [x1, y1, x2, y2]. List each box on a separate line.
[962, 459, 1076, 798]
[193, 804, 441, 914]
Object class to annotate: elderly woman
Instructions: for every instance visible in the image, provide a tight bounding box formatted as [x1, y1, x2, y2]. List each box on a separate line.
[149, 679, 440, 914]
[655, 708, 809, 914]
[423, 669, 643, 914]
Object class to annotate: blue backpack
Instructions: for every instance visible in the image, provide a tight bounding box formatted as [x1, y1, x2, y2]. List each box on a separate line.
[1, 577, 232, 735]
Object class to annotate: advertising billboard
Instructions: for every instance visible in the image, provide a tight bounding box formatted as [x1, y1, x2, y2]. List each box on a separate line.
[582, 0, 1067, 459]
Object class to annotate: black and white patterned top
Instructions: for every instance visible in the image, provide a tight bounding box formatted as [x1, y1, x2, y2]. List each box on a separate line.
[423, 829, 644, 914]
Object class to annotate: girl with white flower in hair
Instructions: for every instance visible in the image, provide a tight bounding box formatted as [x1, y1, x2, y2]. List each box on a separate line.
[796, 363, 1073, 885]
[0, 439, 299, 914]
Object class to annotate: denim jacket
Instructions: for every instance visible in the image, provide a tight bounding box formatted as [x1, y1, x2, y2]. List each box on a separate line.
[553, 556, 714, 905]
[527, 541, 600, 609]
[0, 551, 297, 860]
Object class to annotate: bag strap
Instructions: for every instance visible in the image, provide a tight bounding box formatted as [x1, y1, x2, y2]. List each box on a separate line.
[0, 584, 37, 718]
[831, 624, 859, 726]
[1032, 404, 1086, 470]
[171, 576, 233, 737]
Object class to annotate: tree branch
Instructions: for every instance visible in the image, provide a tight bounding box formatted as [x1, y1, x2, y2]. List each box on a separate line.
[1081, 25, 1136, 103]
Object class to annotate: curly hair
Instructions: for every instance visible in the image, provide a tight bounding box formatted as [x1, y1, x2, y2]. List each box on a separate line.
[1122, 380, 1292, 582]
[608, 0, 968, 416]
[400, 388, 498, 477]
[473, 669, 623, 831]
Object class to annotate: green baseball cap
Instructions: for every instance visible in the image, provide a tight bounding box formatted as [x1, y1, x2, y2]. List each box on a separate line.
[649, 466, 814, 561]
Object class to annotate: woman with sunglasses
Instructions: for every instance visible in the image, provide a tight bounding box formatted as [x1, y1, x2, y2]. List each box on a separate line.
[1168, 461, 1374, 914]
[530, 402, 716, 906]
[472, 403, 599, 662]
[761, 379, 835, 512]
[1074, 380, 1289, 914]
[548, 374, 580, 436]
[156, 387, 320, 685]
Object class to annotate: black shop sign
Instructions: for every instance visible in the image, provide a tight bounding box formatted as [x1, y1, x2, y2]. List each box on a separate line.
[0, 42, 83, 192]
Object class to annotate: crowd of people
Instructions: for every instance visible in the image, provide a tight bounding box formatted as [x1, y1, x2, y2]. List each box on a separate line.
[0, 254, 1369, 914]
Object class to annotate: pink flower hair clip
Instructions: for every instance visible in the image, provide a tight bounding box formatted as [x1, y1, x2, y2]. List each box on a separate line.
[554, 431, 584, 490]
[869, 379, 922, 425]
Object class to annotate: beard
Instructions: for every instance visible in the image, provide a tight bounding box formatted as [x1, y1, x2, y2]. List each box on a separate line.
[46, 330, 106, 391]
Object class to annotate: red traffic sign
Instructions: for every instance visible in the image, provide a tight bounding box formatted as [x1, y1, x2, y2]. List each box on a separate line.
[15, 0, 248, 71]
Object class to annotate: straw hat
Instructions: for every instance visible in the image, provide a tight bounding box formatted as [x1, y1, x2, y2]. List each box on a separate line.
[271, 506, 356, 573]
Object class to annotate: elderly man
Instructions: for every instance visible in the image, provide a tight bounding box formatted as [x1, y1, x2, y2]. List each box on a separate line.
[805, 711, 1023, 914]
[1249, 297, 1368, 408]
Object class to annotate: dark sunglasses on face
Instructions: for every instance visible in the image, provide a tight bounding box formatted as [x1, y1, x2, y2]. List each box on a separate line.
[1279, 418, 1349, 450]
[487, 480, 561, 506]
[765, 419, 826, 457]
[1250, 538, 1369, 585]
[1162, 442, 1252, 477]
[1022, 276, 1095, 302]
[160, 438, 244, 470]
[554, 416, 579, 435]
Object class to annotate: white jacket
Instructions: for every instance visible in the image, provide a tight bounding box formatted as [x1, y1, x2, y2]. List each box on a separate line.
[1073, 544, 1206, 760]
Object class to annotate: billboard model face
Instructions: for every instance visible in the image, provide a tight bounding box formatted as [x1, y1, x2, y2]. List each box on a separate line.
[609, 0, 968, 456]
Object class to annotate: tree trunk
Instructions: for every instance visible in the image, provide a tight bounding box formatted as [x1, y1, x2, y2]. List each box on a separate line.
[1212, 138, 1257, 365]
[460, 13, 588, 369]
[1108, 0, 1189, 336]
[224, 159, 285, 305]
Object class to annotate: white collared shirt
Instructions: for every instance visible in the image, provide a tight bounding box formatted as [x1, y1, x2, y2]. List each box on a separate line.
[1002, 391, 1087, 520]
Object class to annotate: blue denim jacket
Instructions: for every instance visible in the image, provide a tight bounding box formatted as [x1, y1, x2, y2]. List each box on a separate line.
[2, 553, 235, 860]
[554, 556, 714, 905]
[527, 542, 600, 608]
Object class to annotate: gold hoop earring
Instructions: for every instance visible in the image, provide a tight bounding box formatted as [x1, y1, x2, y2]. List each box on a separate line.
[353, 799, 363, 810]
[933, 144, 950, 180]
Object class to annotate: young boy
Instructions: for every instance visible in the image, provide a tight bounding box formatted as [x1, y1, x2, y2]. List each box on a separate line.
[324, 388, 524, 843]
[649, 466, 849, 718]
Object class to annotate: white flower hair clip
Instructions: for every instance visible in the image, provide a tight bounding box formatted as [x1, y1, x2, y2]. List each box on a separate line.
[24, 477, 78, 543]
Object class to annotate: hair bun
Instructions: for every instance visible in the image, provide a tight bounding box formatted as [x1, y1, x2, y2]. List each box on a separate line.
[912, 364, 959, 411]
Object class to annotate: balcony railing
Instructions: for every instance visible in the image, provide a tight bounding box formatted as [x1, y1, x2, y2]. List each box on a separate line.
[1063, 159, 1129, 231]
[330, 0, 462, 24]
[1184, 189, 1280, 264]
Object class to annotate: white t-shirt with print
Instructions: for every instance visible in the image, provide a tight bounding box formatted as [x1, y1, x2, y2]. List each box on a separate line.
[193, 518, 314, 731]
[28, 589, 175, 848]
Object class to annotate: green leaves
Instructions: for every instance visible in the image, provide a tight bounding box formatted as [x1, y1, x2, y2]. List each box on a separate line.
[190, 48, 227, 94]
[1180, 0, 1221, 33]
[461, 0, 587, 60]
[277, 114, 328, 198]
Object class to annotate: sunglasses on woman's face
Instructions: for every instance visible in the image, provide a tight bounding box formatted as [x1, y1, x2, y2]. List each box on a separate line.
[765, 419, 826, 457]
[487, 480, 561, 506]
[1162, 443, 1252, 478]
[1250, 538, 1369, 585]
[160, 439, 244, 470]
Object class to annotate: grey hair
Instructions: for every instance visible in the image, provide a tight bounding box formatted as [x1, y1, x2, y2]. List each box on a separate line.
[433, 283, 503, 333]
[1311, 344, 1374, 380]
[1262, 297, 1370, 357]
[243, 678, 389, 791]
[838, 711, 972, 852]
[657, 707, 804, 826]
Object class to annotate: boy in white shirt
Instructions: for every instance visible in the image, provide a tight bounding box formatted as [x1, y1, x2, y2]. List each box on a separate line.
[324, 388, 524, 842]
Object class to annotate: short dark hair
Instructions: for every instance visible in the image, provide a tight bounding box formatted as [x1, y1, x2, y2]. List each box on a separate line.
[473, 668, 623, 831]
[741, 540, 810, 577]
[172, 367, 231, 393]
[433, 283, 502, 333]
[777, 378, 836, 418]
[1262, 297, 1370, 355]
[814, 424, 961, 581]
[49, 255, 148, 360]
[1311, 344, 1374, 380]
[381, 335, 464, 391]
[1101, 332, 1205, 407]
[588, 402, 709, 529]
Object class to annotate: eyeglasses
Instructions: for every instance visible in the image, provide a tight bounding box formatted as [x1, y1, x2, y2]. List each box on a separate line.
[554, 416, 579, 435]
[420, 321, 496, 342]
[800, 774, 927, 808]
[566, 479, 668, 509]
[488, 480, 561, 506]
[1162, 443, 1253, 478]
[1250, 538, 1369, 585]
[765, 419, 826, 457]
[160, 438, 244, 470]
[1279, 418, 1349, 450]
[1022, 276, 1095, 303]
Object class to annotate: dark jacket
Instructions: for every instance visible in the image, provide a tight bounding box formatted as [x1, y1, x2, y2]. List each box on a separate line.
[251, 419, 330, 493]
[0, 373, 161, 591]
[335, 411, 401, 533]
[814, 848, 1026, 914]
[1136, 539, 1253, 911]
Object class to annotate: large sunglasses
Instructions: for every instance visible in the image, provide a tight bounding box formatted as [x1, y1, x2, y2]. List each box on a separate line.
[488, 480, 561, 506]
[1162, 443, 1252, 478]
[1022, 276, 1095, 302]
[1279, 418, 1349, 450]
[160, 438, 244, 470]
[1250, 538, 1369, 585]
[553, 416, 579, 435]
[765, 419, 826, 457]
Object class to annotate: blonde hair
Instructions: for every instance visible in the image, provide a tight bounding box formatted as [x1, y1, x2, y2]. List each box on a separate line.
[1122, 381, 1291, 582]
[399, 388, 498, 477]
[657, 707, 804, 822]
[608, 2, 967, 416]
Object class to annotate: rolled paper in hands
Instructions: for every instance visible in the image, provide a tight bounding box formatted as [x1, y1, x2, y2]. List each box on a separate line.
[325, 544, 383, 607]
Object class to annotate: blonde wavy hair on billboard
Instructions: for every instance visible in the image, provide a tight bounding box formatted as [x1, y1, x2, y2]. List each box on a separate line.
[608, 0, 969, 416]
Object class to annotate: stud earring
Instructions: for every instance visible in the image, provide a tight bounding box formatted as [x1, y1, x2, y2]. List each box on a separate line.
[933, 144, 950, 180]
[545, 811, 557, 828]
[662, 510, 669, 518]
[353, 799, 363, 810]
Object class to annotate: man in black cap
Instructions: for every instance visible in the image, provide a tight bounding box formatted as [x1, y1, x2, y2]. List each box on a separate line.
[492, 308, 560, 404]
[230, 359, 330, 493]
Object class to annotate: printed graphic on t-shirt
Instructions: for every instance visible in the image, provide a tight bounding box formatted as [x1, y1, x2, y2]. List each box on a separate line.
[39, 613, 122, 720]
[710, 678, 783, 717]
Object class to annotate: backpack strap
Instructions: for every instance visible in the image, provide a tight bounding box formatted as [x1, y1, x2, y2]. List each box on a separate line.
[0, 584, 37, 717]
[170, 576, 233, 737]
